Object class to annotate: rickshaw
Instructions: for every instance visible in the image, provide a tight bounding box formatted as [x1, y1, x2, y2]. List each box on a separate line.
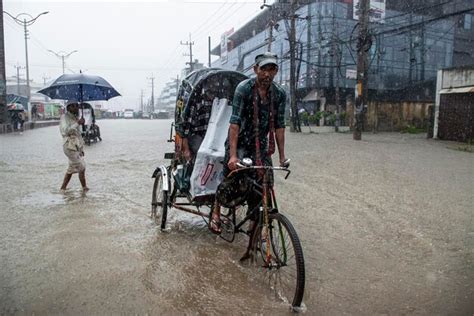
[150, 68, 305, 309]
[80, 103, 101, 145]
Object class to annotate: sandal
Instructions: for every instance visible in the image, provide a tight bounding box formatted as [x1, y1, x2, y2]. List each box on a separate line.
[208, 217, 222, 235]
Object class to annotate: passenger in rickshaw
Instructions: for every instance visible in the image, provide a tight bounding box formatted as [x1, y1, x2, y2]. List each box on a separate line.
[179, 78, 220, 162]
[210, 53, 288, 252]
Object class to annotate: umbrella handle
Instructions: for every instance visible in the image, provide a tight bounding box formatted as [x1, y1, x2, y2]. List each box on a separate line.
[80, 83, 84, 119]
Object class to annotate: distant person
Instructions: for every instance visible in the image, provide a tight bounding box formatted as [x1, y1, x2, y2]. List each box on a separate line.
[91, 120, 102, 141]
[10, 111, 20, 131]
[31, 104, 38, 120]
[59, 100, 88, 192]
[18, 111, 26, 132]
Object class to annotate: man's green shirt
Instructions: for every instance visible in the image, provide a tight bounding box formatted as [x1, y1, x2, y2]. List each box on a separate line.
[228, 78, 286, 155]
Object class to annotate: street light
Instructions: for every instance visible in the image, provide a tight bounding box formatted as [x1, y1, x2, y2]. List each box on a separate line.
[48, 49, 78, 74]
[3, 10, 49, 122]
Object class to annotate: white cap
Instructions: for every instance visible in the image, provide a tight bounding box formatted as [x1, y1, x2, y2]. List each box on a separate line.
[255, 52, 278, 67]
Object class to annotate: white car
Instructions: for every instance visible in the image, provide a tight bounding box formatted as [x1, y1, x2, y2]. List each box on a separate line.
[123, 109, 134, 119]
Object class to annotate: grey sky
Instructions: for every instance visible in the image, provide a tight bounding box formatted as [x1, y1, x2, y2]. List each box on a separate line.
[4, 0, 266, 110]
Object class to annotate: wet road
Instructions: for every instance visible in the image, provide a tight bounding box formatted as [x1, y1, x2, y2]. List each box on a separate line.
[1, 120, 473, 314]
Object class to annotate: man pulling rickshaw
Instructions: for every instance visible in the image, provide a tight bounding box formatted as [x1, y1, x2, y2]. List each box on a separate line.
[151, 53, 305, 309]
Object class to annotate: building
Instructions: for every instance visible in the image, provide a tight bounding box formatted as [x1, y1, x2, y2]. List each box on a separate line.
[157, 60, 207, 112]
[433, 65, 474, 142]
[157, 80, 179, 112]
[210, 0, 474, 114]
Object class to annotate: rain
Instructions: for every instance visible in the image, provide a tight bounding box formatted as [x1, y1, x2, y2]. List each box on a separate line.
[1, 0, 473, 314]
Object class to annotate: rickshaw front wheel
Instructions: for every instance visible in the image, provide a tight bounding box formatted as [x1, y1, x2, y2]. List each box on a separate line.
[151, 170, 168, 230]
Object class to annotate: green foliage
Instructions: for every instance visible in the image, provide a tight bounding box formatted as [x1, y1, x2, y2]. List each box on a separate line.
[339, 111, 348, 121]
[308, 114, 319, 124]
[401, 125, 426, 134]
[300, 111, 309, 122]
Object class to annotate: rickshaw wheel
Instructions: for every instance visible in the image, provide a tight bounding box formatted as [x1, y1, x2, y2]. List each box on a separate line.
[151, 170, 168, 230]
[251, 213, 305, 308]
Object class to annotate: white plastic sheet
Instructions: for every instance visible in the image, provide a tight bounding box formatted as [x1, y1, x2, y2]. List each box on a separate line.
[190, 98, 232, 199]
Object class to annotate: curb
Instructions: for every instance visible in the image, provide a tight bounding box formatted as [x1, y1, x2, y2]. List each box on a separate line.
[0, 120, 60, 134]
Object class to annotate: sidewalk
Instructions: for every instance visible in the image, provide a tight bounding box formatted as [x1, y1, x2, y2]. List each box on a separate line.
[300, 125, 351, 133]
[0, 120, 60, 134]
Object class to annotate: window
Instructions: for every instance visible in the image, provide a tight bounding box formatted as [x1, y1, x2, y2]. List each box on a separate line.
[464, 14, 472, 30]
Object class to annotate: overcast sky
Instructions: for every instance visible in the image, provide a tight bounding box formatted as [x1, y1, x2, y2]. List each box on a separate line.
[4, 0, 268, 110]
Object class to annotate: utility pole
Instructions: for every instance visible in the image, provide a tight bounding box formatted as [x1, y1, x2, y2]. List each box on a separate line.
[0, 0, 7, 125]
[42, 74, 50, 86]
[147, 75, 155, 113]
[48, 49, 78, 74]
[140, 89, 144, 112]
[306, 2, 312, 88]
[332, 0, 341, 132]
[317, 11, 322, 96]
[420, 17, 425, 81]
[14, 64, 25, 95]
[353, 0, 370, 141]
[3, 10, 49, 123]
[408, 13, 414, 84]
[175, 75, 179, 94]
[208, 36, 211, 67]
[289, 0, 301, 133]
[181, 34, 195, 72]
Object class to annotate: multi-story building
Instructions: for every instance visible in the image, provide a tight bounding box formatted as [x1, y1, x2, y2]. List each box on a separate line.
[158, 60, 207, 112]
[158, 80, 179, 112]
[211, 0, 474, 109]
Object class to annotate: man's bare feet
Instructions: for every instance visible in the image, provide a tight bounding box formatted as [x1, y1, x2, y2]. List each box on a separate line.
[239, 250, 252, 262]
[82, 187, 90, 192]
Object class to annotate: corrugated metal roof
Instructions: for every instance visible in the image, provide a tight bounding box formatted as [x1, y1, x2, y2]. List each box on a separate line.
[302, 89, 319, 102]
[439, 86, 474, 94]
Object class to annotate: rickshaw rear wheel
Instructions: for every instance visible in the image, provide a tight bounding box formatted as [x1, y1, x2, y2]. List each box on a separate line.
[151, 170, 168, 230]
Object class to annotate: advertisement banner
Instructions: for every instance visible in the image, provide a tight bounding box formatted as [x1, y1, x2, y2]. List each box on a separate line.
[220, 28, 234, 64]
[353, 0, 385, 23]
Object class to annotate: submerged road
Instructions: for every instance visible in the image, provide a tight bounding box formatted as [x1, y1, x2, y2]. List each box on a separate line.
[0, 119, 472, 314]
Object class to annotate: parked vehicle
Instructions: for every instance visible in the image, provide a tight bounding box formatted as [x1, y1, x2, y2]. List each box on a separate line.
[123, 109, 134, 119]
[155, 110, 170, 119]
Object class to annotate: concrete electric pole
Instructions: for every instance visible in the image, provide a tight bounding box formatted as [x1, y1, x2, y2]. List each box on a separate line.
[48, 49, 78, 74]
[289, 0, 301, 133]
[147, 75, 155, 113]
[3, 10, 49, 123]
[353, 0, 370, 140]
[14, 64, 25, 95]
[208, 36, 212, 68]
[181, 34, 195, 72]
[0, 0, 7, 126]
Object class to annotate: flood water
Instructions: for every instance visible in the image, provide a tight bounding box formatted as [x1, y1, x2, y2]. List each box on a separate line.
[1, 120, 473, 314]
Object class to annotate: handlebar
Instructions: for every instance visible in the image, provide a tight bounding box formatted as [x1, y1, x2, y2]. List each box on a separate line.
[233, 158, 291, 180]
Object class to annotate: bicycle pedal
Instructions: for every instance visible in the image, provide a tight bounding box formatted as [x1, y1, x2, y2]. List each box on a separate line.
[219, 219, 235, 243]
